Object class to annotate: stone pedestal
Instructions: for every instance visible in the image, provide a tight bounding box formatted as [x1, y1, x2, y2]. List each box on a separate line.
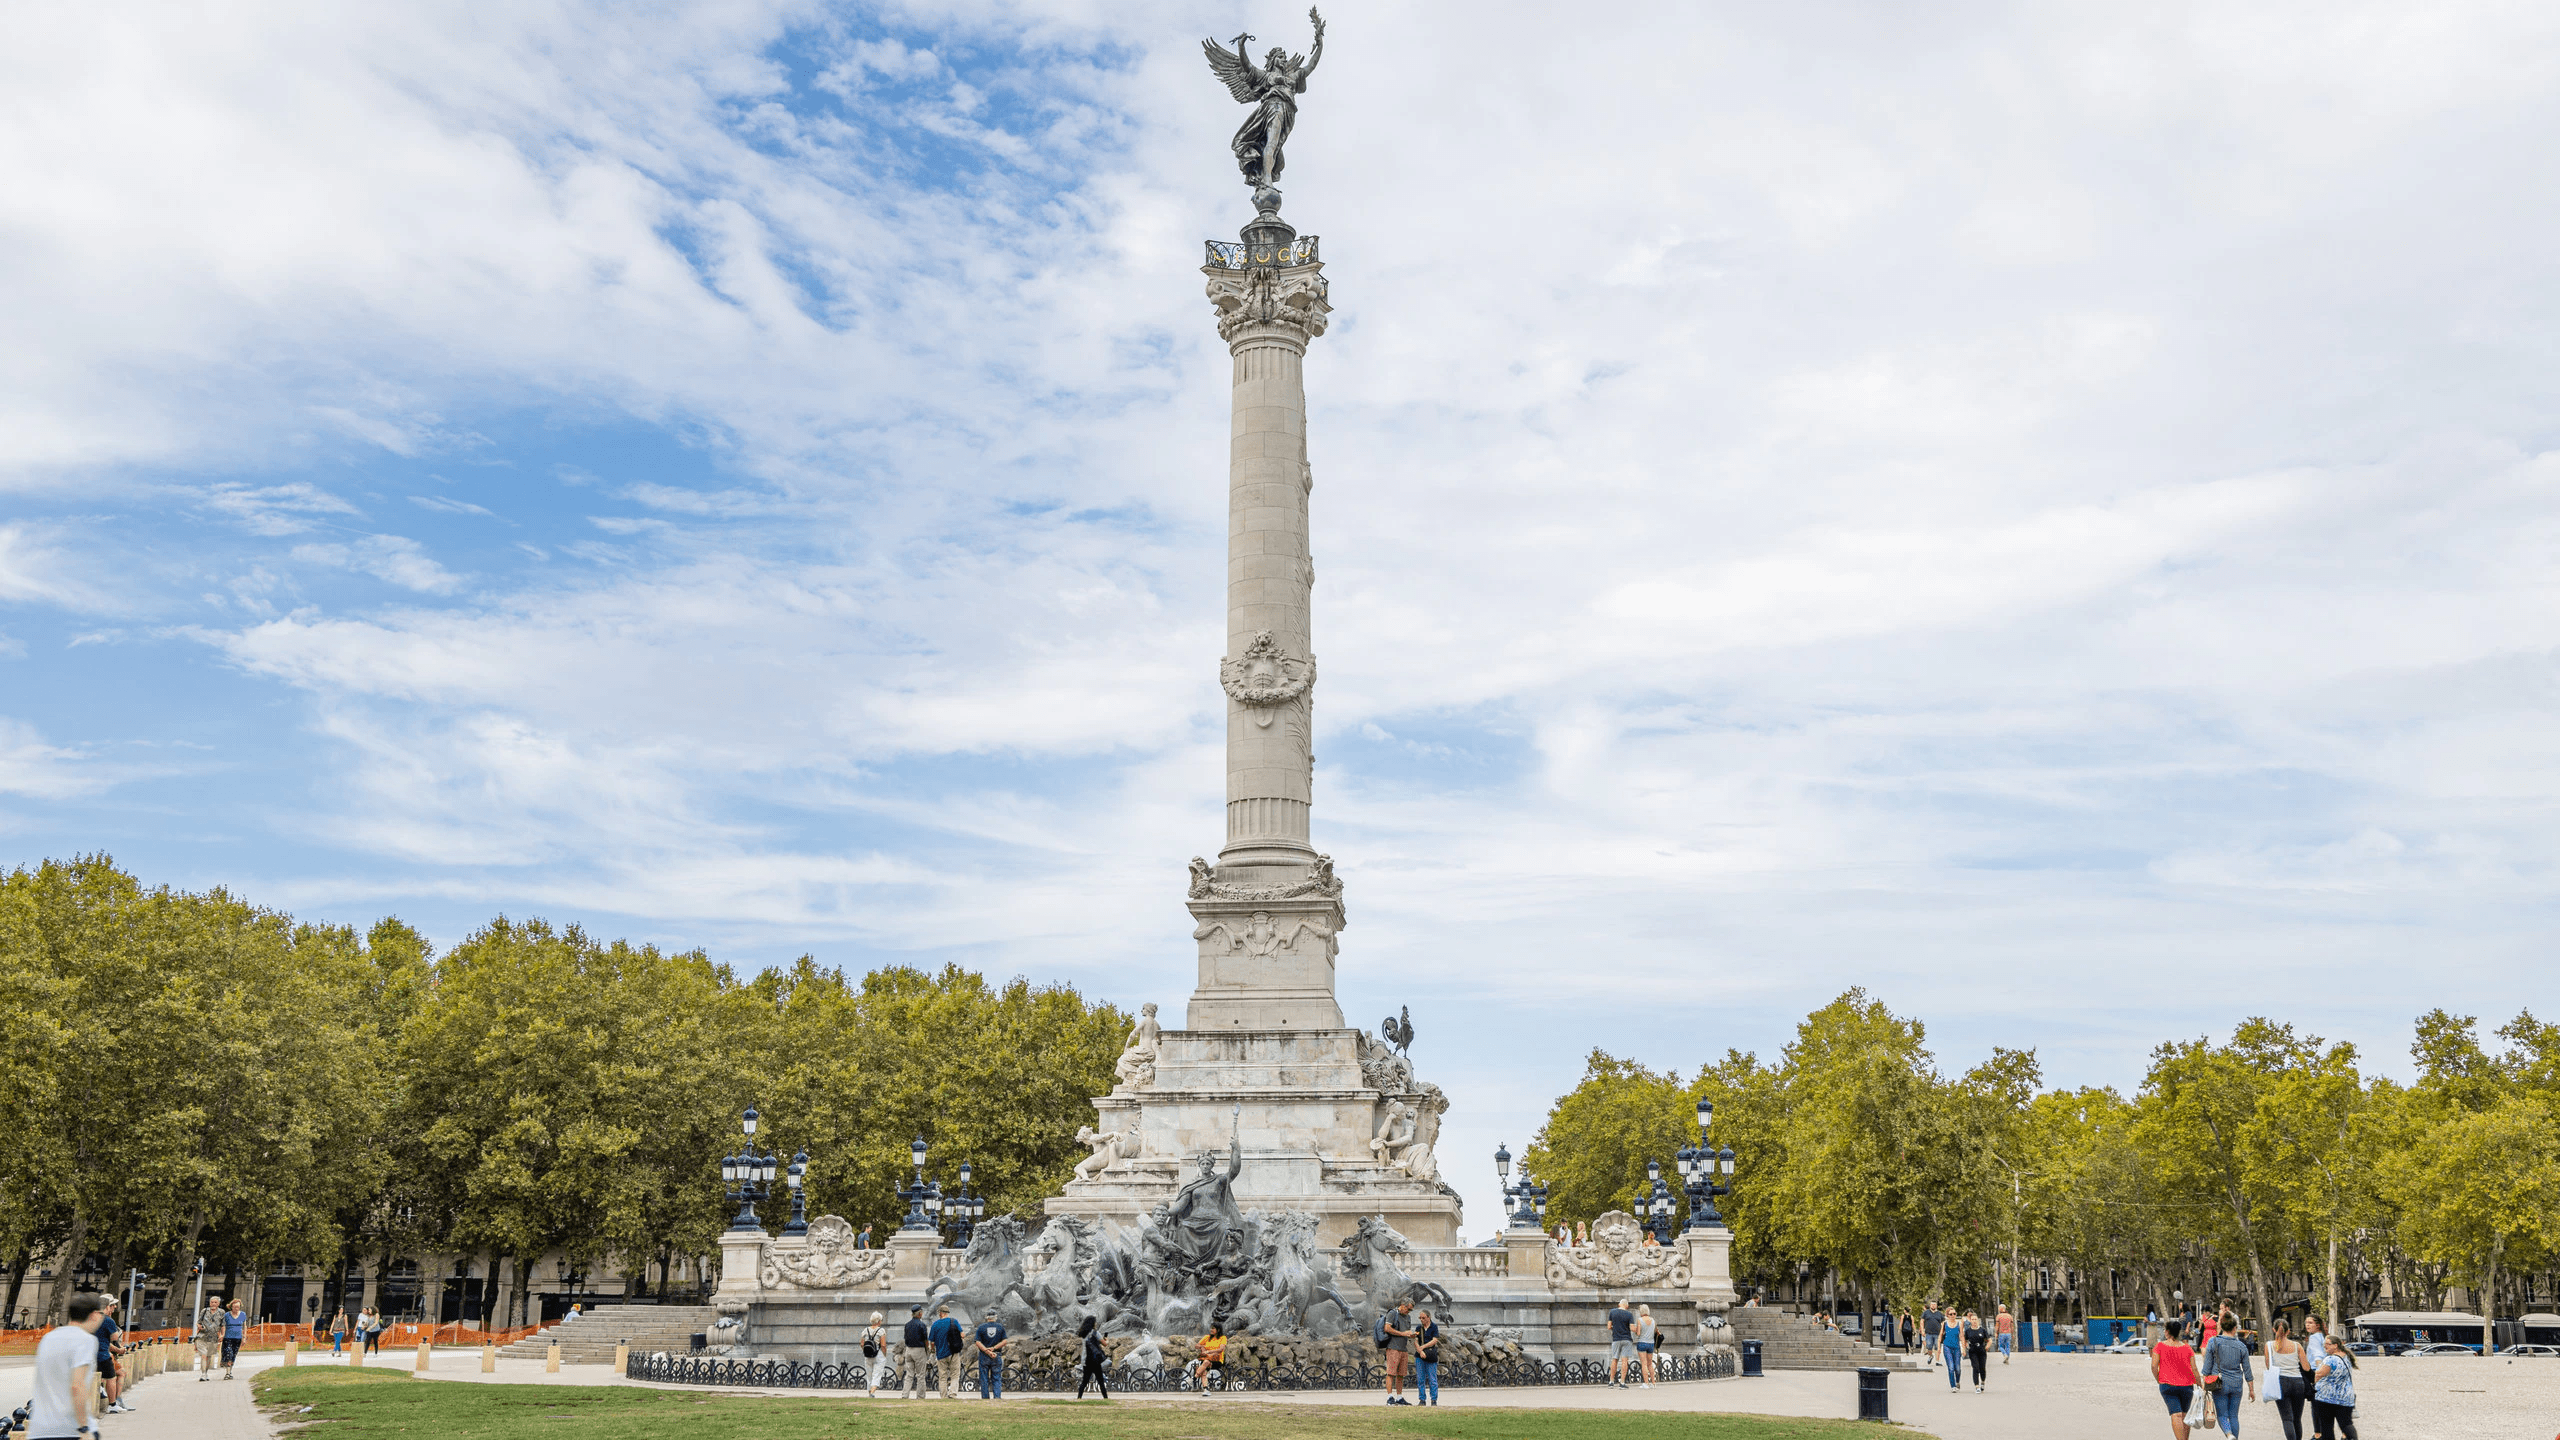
[714, 1230, 767, 1303]
[885, 1228, 941, 1288]
[1683, 1226, 1738, 1311]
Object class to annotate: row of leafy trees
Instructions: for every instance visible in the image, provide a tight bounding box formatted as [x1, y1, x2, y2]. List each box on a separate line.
[1525, 989, 2560, 1339]
[0, 856, 1124, 1326]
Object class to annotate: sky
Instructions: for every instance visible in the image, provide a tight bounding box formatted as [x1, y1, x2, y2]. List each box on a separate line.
[5, 0, 2559, 1239]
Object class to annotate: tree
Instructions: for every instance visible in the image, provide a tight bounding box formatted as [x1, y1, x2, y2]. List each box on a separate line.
[1521, 1050, 1696, 1234]
[2133, 1020, 2317, 1332]
[2388, 1094, 2560, 1353]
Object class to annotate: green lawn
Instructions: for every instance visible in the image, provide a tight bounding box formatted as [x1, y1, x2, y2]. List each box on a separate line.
[253, 1366, 1888, 1440]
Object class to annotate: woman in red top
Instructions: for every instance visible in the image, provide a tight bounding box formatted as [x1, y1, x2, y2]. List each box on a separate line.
[2151, 1318, 2199, 1440]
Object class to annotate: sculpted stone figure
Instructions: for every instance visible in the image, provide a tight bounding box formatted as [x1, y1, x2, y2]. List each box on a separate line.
[1369, 1098, 1415, 1164]
[1074, 1120, 1138, 1182]
[1202, 9, 1326, 194]
[1114, 1002, 1160, 1089]
[1160, 1127, 1249, 1276]
[759, 1215, 895, 1291]
[1546, 1210, 1690, 1290]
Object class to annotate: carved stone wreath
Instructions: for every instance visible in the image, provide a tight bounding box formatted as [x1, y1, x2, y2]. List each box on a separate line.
[760, 1215, 896, 1291]
[1546, 1210, 1690, 1290]
[1219, 631, 1316, 718]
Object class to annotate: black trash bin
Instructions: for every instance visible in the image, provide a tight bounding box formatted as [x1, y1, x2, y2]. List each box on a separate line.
[1741, 1338, 1763, 1377]
[1856, 1366, 1889, 1421]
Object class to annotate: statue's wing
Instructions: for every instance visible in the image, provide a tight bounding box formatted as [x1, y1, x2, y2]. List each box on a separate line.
[1202, 38, 1261, 103]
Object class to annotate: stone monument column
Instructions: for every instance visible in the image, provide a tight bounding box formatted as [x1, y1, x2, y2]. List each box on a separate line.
[1184, 202, 1343, 1032]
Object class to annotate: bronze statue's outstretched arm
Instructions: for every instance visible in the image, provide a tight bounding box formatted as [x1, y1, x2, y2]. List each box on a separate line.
[1229, 1106, 1244, 1175]
[1299, 8, 1324, 85]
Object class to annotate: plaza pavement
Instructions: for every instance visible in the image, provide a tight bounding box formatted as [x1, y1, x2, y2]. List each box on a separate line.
[11, 1345, 2558, 1439]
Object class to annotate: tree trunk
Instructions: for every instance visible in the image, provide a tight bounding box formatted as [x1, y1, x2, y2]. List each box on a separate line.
[2, 1243, 31, 1325]
[513, 1255, 533, 1329]
[2484, 1237, 2501, 1358]
[40, 1210, 90, 1326]
[2325, 1228, 2339, 1329]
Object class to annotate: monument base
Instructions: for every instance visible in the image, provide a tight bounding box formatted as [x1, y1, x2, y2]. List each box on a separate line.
[1052, 1025, 1455, 1246]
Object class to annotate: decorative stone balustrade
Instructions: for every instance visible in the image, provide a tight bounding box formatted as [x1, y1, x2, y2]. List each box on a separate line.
[1397, 1247, 1510, 1279]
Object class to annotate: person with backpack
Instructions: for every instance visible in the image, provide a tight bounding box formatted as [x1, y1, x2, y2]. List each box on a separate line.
[1378, 1300, 1418, 1404]
[860, 1310, 890, 1397]
[928, 1305, 964, 1399]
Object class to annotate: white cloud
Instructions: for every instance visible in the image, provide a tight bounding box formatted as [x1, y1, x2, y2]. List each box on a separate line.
[0, 719, 112, 800]
[202, 482, 362, 537]
[289, 534, 465, 594]
[409, 495, 495, 517]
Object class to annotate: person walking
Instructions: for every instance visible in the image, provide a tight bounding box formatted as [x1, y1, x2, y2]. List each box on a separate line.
[1074, 1315, 1110, 1400]
[1604, 1297, 1636, 1389]
[2153, 1318, 2200, 1440]
[901, 1305, 931, 1400]
[1939, 1305, 1964, 1391]
[25, 1293, 107, 1440]
[1923, 1300, 1945, 1359]
[1900, 1310, 1916, 1353]
[928, 1304, 964, 1399]
[330, 1308, 349, 1358]
[1996, 1303, 2016, 1363]
[222, 1298, 248, 1379]
[2307, 1331, 2356, 1440]
[855, 1225, 873, 1250]
[860, 1310, 891, 1397]
[971, 1307, 1007, 1400]
[361, 1305, 383, 1353]
[1964, 1310, 1991, 1391]
[2263, 1318, 2309, 1440]
[195, 1295, 226, 1380]
[2200, 1308, 2256, 1436]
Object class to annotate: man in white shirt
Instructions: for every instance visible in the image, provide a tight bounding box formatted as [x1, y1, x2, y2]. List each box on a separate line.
[27, 1293, 106, 1440]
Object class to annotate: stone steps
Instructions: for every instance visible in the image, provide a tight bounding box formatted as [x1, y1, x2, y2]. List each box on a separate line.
[1724, 1308, 1932, 1372]
[497, 1305, 722, 1363]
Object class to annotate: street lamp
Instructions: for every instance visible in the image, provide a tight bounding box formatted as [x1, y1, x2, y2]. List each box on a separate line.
[1496, 1144, 1539, 1229]
[950, 1162, 982, 1248]
[925, 1181, 946, 1243]
[1677, 1097, 1736, 1230]
[783, 1150, 810, 1236]
[1646, 1167, 1677, 1245]
[901, 1137, 934, 1231]
[723, 1106, 777, 1233]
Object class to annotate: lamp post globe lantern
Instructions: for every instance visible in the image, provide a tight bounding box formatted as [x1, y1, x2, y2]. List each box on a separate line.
[783, 1149, 810, 1236]
[901, 1137, 934, 1232]
[723, 1106, 776, 1234]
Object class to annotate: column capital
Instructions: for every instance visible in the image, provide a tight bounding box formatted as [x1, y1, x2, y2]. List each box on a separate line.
[1204, 261, 1330, 349]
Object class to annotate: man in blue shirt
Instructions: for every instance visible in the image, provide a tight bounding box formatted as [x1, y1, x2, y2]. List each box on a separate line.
[928, 1304, 964, 1399]
[95, 1297, 128, 1414]
[972, 1309, 1008, 1400]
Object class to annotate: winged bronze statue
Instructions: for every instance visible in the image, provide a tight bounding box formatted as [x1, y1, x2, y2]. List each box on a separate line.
[1203, 8, 1325, 193]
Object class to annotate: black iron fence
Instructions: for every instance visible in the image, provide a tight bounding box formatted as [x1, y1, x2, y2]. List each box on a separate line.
[626, 1348, 1737, 1392]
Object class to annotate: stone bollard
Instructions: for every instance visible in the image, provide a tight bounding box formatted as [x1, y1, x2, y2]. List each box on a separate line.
[614, 1341, 629, 1374]
[481, 1343, 497, 1373]
[416, 1340, 432, 1373]
[351, 1341, 365, 1368]
[1856, 1366, 1890, 1422]
[546, 1340, 561, 1374]
[283, 1339, 299, 1368]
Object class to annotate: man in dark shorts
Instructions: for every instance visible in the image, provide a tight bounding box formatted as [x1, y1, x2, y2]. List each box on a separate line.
[95, 1296, 128, 1413]
[1607, 1297, 1638, 1387]
[1381, 1300, 1417, 1403]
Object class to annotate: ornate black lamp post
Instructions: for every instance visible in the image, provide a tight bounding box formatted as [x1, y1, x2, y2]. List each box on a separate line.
[950, 1162, 983, 1248]
[924, 1181, 946, 1243]
[721, 1106, 777, 1233]
[900, 1136, 934, 1231]
[783, 1150, 810, 1236]
[1675, 1097, 1736, 1229]
[1645, 1158, 1678, 1244]
[1496, 1143, 1542, 1229]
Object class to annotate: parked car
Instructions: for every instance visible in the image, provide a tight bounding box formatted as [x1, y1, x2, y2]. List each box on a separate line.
[2102, 1337, 2153, 1354]
[2501, 1344, 2560, 1357]
[2344, 1342, 2383, 1357]
[2406, 1343, 2482, 1356]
